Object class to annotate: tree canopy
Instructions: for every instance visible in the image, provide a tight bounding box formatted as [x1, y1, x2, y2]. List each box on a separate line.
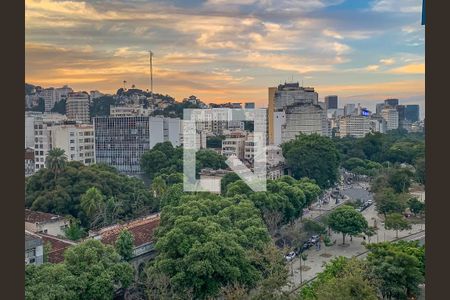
[282, 134, 340, 188]
[25, 239, 134, 300]
[327, 205, 368, 245]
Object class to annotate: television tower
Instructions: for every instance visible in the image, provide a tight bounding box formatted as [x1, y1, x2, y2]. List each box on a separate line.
[149, 50, 153, 95]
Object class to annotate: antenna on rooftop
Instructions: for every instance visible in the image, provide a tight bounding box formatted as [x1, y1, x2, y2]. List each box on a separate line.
[149, 50, 154, 95]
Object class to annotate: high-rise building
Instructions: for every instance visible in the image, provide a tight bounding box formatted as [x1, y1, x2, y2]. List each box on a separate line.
[375, 103, 385, 115]
[50, 124, 95, 165]
[66, 92, 90, 123]
[384, 98, 399, 107]
[268, 83, 327, 144]
[268, 87, 277, 144]
[406, 105, 420, 122]
[94, 116, 181, 174]
[325, 95, 338, 109]
[344, 103, 356, 116]
[40, 88, 56, 112]
[381, 108, 399, 131]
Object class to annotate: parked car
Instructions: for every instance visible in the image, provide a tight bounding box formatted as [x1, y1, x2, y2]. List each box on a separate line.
[285, 251, 296, 262]
[366, 199, 373, 205]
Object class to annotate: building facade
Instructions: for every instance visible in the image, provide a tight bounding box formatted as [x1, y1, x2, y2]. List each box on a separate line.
[66, 92, 90, 123]
[94, 116, 181, 173]
[50, 124, 95, 165]
[381, 108, 399, 131]
[324, 95, 338, 109]
[25, 231, 44, 265]
[406, 105, 420, 122]
[339, 115, 371, 138]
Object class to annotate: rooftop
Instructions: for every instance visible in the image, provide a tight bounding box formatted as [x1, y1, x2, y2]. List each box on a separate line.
[25, 209, 64, 224]
[38, 233, 76, 263]
[91, 214, 160, 248]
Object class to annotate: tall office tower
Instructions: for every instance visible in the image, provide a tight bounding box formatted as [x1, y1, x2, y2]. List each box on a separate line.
[268, 83, 326, 144]
[325, 95, 338, 109]
[375, 103, 385, 115]
[381, 108, 399, 131]
[406, 105, 420, 122]
[66, 92, 90, 123]
[40, 88, 56, 112]
[268, 87, 277, 144]
[396, 105, 407, 129]
[384, 98, 399, 107]
[244, 102, 255, 109]
[344, 103, 356, 116]
[94, 116, 181, 174]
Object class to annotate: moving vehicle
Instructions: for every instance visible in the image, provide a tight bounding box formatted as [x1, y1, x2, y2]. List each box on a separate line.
[285, 251, 296, 262]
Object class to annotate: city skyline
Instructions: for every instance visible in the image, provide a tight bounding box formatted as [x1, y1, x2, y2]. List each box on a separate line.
[25, 0, 425, 115]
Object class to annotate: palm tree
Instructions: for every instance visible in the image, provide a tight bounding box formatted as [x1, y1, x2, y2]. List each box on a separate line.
[80, 187, 104, 220]
[45, 148, 67, 180]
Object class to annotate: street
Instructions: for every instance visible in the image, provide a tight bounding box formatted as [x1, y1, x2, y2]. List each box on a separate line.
[283, 182, 426, 293]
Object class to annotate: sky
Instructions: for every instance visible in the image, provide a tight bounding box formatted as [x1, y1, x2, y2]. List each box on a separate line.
[25, 0, 425, 115]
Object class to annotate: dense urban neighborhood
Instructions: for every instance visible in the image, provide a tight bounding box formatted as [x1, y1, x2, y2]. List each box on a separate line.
[24, 81, 425, 300]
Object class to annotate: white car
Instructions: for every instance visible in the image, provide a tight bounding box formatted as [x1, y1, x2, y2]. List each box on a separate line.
[285, 252, 296, 262]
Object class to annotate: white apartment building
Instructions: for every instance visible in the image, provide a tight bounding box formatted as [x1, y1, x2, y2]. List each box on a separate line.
[40, 88, 57, 112]
[50, 124, 95, 165]
[66, 92, 90, 123]
[273, 111, 286, 146]
[381, 108, 399, 131]
[244, 132, 265, 161]
[339, 115, 371, 138]
[222, 132, 246, 160]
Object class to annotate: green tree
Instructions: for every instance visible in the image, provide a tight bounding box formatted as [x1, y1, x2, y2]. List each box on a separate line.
[51, 99, 67, 114]
[80, 187, 104, 219]
[115, 229, 135, 261]
[384, 213, 411, 238]
[408, 198, 425, 216]
[196, 149, 227, 170]
[151, 176, 167, 198]
[315, 259, 378, 300]
[141, 150, 169, 179]
[221, 172, 241, 195]
[282, 134, 340, 188]
[374, 188, 408, 217]
[26, 240, 134, 300]
[148, 195, 271, 299]
[64, 219, 86, 241]
[367, 241, 424, 299]
[388, 169, 413, 193]
[327, 205, 368, 245]
[414, 157, 425, 185]
[303, 219, 326, 235]
[45, 148, 67, 179]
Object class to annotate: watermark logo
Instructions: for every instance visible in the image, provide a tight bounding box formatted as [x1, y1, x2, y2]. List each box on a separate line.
[183, 108, 267, 193]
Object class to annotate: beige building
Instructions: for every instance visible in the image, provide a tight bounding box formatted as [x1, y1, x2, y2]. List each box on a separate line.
[222, 132, 246, 160]
[25, 209, 69, 238]
[50, 124, 95, 165]
[381, 108, 399, 131]
[66, 92, 90, 123]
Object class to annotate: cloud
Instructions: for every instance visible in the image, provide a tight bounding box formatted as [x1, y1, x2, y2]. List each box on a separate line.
[371, 0, 422, 13]
[379, 58, 395, 65]
[366, 65, 379, 71]
[388, 63, 425, 74]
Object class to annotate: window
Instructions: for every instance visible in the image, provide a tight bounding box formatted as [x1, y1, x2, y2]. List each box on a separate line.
[70, 140, 75, 144]
[70, 147, 75, 151]
[40, 151, 44, 156]
[70, 132, 75, 136]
